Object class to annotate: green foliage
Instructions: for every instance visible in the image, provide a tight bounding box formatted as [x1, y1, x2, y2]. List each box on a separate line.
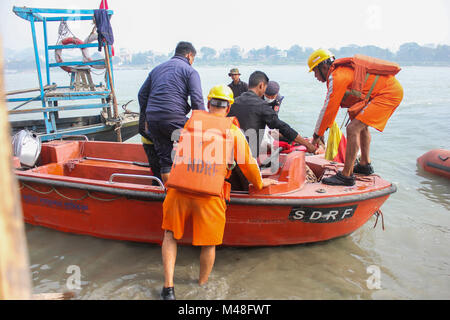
[4, 42, 450, 70]
[130, 43, 450, 67]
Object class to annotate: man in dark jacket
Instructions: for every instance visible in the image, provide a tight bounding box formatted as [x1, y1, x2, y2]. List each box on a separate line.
[228, 71, 316, 157]
[138, 41, 205, 183]
[228, 68, 248, 98]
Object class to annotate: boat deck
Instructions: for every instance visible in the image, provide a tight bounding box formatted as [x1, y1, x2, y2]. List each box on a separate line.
[16, 140, 394, 203]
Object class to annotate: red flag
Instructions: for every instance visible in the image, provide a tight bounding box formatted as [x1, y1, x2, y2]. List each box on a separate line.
[325, 122, 347, 163]
[333, 134, 347, 163]
[99, 0, 115, 56]
[99, 0, 108, 9]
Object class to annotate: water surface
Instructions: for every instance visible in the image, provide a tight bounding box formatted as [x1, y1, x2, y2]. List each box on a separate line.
[6, 65, 450, 299]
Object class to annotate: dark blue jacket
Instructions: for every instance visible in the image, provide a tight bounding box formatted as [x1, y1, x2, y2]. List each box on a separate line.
[139, 55, 205, 122]
[228, 91, 298, 156]
[94, 9, 114, 52]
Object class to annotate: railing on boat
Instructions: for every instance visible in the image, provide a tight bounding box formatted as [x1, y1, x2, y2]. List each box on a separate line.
[7, 7, 121, 141]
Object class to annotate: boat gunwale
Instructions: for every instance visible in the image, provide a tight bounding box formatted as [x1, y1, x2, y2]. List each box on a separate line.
[16, 174, 397, 207]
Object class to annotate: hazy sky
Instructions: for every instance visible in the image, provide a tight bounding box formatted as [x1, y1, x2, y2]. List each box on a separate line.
[0, 0, 449, 54]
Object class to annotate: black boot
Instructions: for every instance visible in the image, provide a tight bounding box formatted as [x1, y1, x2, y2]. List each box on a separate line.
[322, 171, 355, 186]
[353, 162, 374, 175]
[161, 287, 176, 300]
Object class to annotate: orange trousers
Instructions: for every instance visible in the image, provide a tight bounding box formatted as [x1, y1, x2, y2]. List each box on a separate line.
[356, 76, 404, 132]
[162, 188, 227, 246]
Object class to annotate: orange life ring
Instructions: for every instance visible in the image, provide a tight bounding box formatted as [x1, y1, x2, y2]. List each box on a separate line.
[54, 36, 105, 73]
[83, 32, 106, 70]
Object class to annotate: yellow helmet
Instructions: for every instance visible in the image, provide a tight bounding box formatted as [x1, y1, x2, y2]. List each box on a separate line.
[207, 84, 234, 105]
[307, 49, 334, 72]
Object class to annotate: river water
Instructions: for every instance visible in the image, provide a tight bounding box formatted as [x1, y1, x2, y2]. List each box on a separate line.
[5, 65, 450, 300]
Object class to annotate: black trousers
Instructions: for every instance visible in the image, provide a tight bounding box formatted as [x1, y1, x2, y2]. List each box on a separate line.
[143, 143, 162, 185]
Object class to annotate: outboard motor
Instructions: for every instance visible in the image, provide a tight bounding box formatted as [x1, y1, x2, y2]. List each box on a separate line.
[12, 130, 42, 168]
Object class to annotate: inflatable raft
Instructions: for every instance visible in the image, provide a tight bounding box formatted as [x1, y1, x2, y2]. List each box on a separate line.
[417, 149, 450, 180]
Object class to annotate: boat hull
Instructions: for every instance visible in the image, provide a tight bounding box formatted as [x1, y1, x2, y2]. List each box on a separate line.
[19, 182, 391, 246]
[16, 141, 396, 247]
[10, 114, 139, 142]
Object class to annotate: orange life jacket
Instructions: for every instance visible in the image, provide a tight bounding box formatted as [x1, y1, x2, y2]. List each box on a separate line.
[166, 110, 237, 198]
[328, 54, 401, 109]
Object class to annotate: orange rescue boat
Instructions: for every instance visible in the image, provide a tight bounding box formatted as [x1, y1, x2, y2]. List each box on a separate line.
[417, 149, 450, 180]
[15, 140, 396, 246]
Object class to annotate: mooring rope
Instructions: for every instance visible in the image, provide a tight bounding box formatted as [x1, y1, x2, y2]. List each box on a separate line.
[373, 209, 385, 230]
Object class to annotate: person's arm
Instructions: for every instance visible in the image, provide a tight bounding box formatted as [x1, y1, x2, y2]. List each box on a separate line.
[231, 125, 276, 190]
[188, 70, 205, 111]
[263, 107, 318, 153]
[293, 134, 317, 153]
[312, 69, 351, 144]
[138, 72, 152, 115]
[138, 73, 152, 138]
[263, 107, 298, 142]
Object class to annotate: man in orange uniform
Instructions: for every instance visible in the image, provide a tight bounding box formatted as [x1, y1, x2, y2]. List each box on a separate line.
[309, 49, 404, 186]
[160, 84, 276, 300]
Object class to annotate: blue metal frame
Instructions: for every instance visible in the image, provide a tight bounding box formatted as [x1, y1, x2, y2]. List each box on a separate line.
[43, 18, 50, 85]
[7, 7, 115, 141]
[9, 103, 110, 114]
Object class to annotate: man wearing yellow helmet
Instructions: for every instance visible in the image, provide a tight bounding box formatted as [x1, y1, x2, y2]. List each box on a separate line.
[308, 49, 335, 83]
[160, 84, 276, 300]
[308, 49, 403, 186]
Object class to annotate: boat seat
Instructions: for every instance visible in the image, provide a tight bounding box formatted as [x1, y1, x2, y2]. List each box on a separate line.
[227, 154, 286, 192]
[70, 66, 95, 91]
[40, 141, 82, 165]
[249, 151, 306, 195]
[260, 166, 281, 177]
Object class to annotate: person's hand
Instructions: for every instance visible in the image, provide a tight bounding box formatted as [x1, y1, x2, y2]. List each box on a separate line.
[311, 134, 325, 148]
[295, 135, 318, 154]
[318, 137, 325, 147]
[311, 137, 321, 148]
[302, 137, 318, 153]
[306, 143, 317, 154]
[262, 178, 278, 188]
[314, 145, 325, 155]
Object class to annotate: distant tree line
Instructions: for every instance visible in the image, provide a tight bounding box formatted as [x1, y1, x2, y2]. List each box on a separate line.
[4, 42, 450, 70]
[116, 42, 450, 68]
